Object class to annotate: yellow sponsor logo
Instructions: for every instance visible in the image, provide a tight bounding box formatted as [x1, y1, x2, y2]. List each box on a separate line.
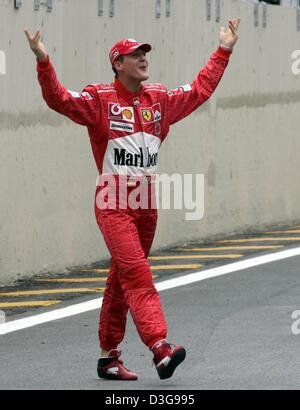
[123, 109, 133, 120]
[142, 110, 152, 122]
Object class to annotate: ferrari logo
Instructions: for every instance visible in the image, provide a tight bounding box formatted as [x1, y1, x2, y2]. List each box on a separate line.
[142, 110, 152, 122]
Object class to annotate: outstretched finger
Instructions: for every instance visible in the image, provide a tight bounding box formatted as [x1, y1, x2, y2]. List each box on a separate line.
[33, 30, 40, 43]
[234, 18, 241, 30]
[229, 22, 236, 36]
[24, 28, 33, 42]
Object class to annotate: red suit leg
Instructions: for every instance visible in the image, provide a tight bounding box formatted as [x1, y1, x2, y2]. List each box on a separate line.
[96, 206, 167, 350]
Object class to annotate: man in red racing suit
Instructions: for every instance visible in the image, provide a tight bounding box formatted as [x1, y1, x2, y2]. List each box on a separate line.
[25, 18, 240, 381]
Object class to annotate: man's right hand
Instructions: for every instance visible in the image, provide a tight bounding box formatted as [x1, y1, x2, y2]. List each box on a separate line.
[24, 29, 48, 62]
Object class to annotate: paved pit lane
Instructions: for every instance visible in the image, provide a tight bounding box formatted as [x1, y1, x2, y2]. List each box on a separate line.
[0, 245, 300, 390]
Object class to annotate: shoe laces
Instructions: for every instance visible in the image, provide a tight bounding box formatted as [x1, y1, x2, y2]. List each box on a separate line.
[152, 342, 174, 366]
[108, 349, 124, 365]
[112, 351, 132, 371]
[166, 342, 175, 350]
[155, 341, 174, 352]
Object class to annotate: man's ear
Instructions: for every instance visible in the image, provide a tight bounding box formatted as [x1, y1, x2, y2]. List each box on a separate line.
[114, 60, 123, 73]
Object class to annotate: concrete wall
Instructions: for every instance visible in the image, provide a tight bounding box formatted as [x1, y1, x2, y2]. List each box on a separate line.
[1, 0, 300, 283]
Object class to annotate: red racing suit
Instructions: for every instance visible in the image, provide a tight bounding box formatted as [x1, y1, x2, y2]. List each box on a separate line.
[36, 46, 231, 350]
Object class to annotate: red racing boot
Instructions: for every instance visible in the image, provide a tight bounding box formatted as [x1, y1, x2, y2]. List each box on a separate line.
[97, 349, 138, 381]
[151, 340, 186, 380]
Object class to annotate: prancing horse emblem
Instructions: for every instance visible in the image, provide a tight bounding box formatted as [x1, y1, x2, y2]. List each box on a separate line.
[142, 110, 152, 122]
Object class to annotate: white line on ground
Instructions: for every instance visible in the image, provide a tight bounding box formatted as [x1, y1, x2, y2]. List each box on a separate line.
[1, 245, 300, 335]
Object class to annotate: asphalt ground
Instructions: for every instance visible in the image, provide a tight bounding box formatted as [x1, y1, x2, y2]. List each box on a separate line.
[1, 223, 300, 318]
[1, 223, 300, 390]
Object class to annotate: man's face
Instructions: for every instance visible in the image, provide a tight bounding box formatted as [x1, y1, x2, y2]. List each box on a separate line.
[115, 48, 149, 81]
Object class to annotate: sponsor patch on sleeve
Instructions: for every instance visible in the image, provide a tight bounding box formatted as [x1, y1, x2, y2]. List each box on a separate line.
[179, 84, 192, 92]
[171, 84, 193, 94]
[67, 90, 93, 100]
[81, 91, 93, 100]
[67, 90, 81, 98]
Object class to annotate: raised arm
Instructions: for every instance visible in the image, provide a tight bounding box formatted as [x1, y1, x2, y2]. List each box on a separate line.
[166, 18, 240, 125]
[24, 29, 100, 127]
